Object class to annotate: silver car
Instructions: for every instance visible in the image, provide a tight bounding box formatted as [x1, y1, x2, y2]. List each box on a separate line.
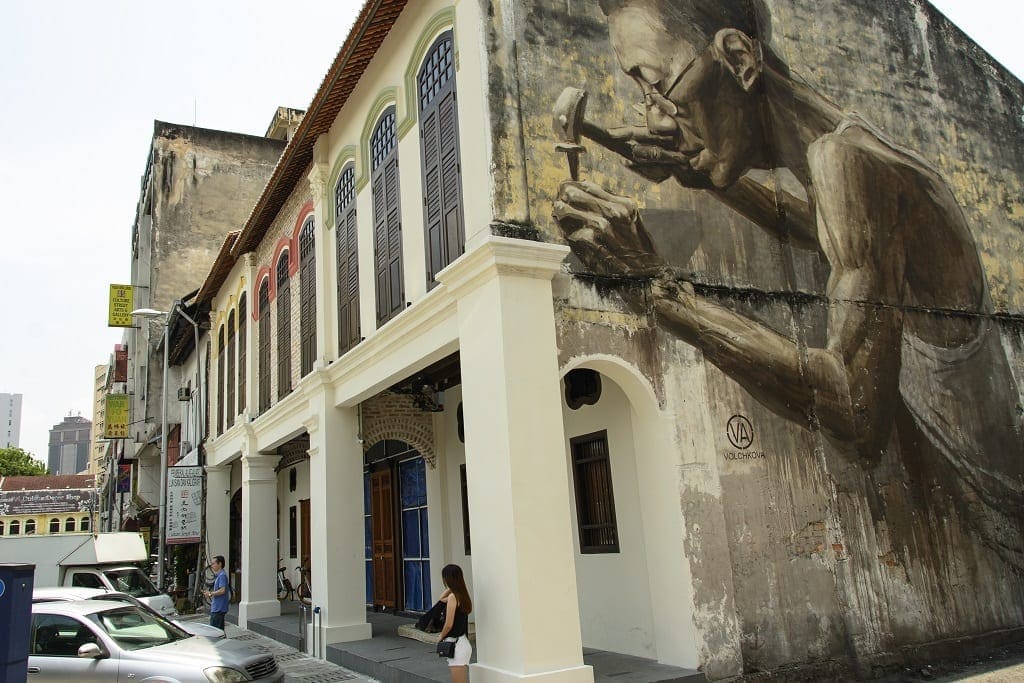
[32, 587, 225, 640]
[28, 600, 282, 682]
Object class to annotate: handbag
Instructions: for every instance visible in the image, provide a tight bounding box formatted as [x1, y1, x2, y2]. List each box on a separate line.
[436, 636, 457, 658]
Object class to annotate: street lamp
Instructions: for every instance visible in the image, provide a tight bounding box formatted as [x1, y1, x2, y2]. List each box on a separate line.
[131, 302, 202, 593]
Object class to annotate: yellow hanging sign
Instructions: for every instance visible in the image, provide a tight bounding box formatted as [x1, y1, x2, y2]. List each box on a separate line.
[108, 284, 134, 327]
[105, 394, 130, 439]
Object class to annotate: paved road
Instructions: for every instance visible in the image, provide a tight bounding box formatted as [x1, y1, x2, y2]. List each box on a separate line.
[179, 615, 376, 683]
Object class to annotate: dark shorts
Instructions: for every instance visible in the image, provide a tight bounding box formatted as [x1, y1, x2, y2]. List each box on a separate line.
[210, 611, 226, 630]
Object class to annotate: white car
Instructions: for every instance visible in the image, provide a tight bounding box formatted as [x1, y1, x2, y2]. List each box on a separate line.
[28, 599, 282, 682]
[32, 587, 225, 640]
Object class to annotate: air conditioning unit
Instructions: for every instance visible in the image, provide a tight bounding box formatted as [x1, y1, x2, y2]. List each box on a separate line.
[176, 388, 190, 401]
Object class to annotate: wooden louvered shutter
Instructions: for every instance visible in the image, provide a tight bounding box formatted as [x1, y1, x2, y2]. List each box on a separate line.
[371, 109, 403, 327]
[335, 167, 360, 355]
[419, 31, 464, 286]
[277, 252, 292, 398]
[237, 295, 246, 415]
[258, 282, 271, 413]
[226, 312, 235, 430]
[299, 218, 317, 376]
[216, 326, 225, 435]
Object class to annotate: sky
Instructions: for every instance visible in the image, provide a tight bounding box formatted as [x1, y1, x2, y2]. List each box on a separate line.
[0, 1, 1021, 466]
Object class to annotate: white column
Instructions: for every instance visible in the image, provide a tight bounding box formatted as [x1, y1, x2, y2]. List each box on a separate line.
[305, 395, 372, 652]
[437, 237, 593, 683]
[238, 452, 281, 626]
[308, 144, 335, 365]
[204, 464, 232, 568]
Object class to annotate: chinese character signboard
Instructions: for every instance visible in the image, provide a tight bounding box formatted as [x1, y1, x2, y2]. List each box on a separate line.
[108, 284, 134, 327]
[166, 466, 203, 544]
[104, 394, 129, 439]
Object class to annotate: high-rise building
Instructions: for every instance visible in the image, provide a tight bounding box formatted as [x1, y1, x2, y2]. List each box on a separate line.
[47, 414, 92, 475]
[0, 393, 22, 448]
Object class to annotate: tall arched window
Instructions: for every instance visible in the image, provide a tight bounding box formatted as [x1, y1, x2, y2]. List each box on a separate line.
[10, 520, 20, 535]
[371, 107, 404, 327]
[226, 311, 236, 430]
[65, 518, 76, 533]
[276, 251, 293, 398]
[299, 217, 317, 376]
[336, 166, 361, 355]
[238, 293, 247, 415]
[419, 30, 464, 286]
[50, 518, 60, 534]
[258, 279, 272, 413]
[0, 520, 5, 535]
[25, 519, 36, 534]
[80, 516, 90, 532]
[216, 325, 225, 435]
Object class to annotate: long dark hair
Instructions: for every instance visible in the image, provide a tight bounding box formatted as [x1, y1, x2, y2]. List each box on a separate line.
[442, 564, 472, 614]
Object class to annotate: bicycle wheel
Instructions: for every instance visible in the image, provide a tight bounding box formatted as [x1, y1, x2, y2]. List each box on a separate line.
[277, 577, 291, 600]
[297, 581, 312, 606]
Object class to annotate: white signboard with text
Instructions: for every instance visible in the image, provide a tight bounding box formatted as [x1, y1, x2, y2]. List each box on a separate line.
[166, 466, 203, 544]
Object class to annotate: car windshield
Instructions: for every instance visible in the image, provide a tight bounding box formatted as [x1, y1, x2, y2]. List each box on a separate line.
[89, 606, 190, 650]
[103, 568, 159, 598]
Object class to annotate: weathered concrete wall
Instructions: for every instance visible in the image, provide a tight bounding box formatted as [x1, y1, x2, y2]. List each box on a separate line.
[483, 0, 1024, 677]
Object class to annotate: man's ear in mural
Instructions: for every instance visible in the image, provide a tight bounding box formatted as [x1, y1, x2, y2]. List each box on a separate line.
[712, 29, 762, 92]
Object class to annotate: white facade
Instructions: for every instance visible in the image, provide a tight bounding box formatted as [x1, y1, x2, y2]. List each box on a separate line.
[0, 392, 22, 449]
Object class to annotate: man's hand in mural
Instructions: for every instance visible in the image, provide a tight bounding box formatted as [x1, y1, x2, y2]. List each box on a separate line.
[552, 180, 666, 278]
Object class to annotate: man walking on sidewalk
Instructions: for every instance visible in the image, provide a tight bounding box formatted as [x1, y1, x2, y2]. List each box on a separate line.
[204, 555, 230, 629]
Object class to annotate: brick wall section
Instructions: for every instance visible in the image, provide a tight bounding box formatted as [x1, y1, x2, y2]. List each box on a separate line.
[361, 392, 436, 467]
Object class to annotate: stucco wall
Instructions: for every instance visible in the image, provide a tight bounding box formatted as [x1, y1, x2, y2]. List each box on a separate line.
[483, 0, 1024, 677]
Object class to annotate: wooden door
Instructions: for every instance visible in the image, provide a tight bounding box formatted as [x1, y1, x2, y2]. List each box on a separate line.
[370, 469, 396, 608]
[300, 498, 311, 570]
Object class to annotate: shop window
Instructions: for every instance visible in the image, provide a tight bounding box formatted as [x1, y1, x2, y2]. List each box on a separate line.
[50, 518, 60, 534]
[570, 430, 619, 553]
[9, 520, 19, 535]
[79, 517, 89, 532]
[65, 518, 76, 533]
[25, 519, 35, 534]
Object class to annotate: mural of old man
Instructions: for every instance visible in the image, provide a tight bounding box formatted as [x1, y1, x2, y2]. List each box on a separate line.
[552, 0, 1023, 573]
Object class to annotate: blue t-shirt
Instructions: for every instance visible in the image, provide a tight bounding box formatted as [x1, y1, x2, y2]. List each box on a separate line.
[211, 569, 230, 614]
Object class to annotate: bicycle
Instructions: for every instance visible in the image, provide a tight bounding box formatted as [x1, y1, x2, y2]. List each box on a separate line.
[296, 564, 312, 606]
[277, 560, 295, 601]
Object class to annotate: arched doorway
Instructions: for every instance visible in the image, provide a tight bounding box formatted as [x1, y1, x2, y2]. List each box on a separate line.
[229, 489, 242, 582]
[560, 357, 698, 668]
[364, 440, 431, 613]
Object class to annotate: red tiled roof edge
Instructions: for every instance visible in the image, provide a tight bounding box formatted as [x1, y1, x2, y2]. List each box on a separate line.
[232, 0, 408, 257]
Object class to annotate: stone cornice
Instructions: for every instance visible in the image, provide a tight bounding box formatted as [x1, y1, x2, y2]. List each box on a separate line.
[436, 236, 569, 302]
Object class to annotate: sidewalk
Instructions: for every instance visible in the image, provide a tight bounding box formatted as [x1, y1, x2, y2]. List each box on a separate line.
[178, 614, 376, 683]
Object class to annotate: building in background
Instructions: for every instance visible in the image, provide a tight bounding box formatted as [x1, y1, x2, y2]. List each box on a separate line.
[0, 474, 97, 537]
[90, 364, 110, 475]
[47, 414, 92, 475]
[0, 393, 23, 448]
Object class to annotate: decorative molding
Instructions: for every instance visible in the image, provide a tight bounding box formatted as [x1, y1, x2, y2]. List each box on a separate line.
[357, 88, 399, 193]
[436, 236, 570, 302]
[399, 6, 458, 139]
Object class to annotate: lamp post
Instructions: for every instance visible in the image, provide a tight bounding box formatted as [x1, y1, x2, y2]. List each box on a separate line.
[132, 301, 202, 593]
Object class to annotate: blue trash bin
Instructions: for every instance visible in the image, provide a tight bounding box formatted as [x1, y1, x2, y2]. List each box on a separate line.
[0, 563, 35, 683]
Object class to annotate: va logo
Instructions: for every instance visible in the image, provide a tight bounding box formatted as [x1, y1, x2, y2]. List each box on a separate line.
[726, 415, 754, 450]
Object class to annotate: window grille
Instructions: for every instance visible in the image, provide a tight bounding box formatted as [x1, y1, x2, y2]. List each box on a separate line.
[277, 252, 293, 398]
[299, 217, 317, 376]
[570, 431, 619, 553]
[335, 166, 361, 355]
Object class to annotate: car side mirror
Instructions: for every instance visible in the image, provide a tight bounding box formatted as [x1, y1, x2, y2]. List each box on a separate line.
[77, 643, 106, 659]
